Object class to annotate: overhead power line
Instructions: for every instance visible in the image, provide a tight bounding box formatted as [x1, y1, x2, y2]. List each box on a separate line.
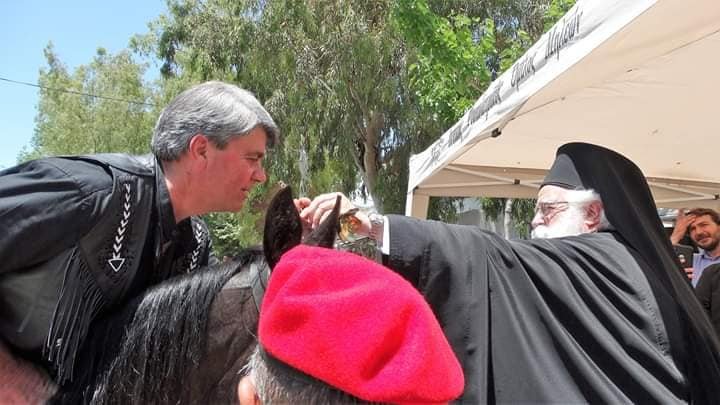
[0, 76, 157, 107]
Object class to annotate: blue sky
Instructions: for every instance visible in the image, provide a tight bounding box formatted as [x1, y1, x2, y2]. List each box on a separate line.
[0, 0, 167, 169]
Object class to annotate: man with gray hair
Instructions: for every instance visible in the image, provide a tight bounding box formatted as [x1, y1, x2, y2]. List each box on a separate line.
[299, 143, 720, 403]
[0, 81, 279, 401]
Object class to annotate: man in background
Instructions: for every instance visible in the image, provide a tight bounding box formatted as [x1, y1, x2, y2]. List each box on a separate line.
[670, 208, 720, 286]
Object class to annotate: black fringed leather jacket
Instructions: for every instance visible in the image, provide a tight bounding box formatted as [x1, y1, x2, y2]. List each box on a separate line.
[0, 154, 212, 384]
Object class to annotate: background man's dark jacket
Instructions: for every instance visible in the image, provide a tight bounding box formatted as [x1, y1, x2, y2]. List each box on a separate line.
[696, 263, 720, 338]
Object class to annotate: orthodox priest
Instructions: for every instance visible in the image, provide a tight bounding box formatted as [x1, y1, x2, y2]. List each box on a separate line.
[298, 143, 720, 403]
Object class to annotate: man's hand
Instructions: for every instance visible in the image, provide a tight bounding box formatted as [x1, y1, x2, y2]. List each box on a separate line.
[670, 209, 696, 244]
[298, 192, 371, 236]
[0, 341, 57, 404]
[294, 197, 313, 238]
[684, 267, 694, 281]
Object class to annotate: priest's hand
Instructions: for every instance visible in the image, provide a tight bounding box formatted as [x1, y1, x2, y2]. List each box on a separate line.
[294, 197, 313, 238]
[299, 192, 371, 236]
[0, 340, 57, 404]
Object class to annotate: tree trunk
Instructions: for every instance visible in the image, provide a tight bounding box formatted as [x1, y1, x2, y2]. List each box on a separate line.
[362, 111, 383, 212]
[503, 198, 513, 239]
[345, 77, 386, 212]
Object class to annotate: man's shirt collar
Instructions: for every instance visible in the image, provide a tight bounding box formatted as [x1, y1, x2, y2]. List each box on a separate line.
[699, 249, 720, 260]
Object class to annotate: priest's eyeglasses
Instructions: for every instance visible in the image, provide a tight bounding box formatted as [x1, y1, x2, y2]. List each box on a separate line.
[534, 201, 573, 218]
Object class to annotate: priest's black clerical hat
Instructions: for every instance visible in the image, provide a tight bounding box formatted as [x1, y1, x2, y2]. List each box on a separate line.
[540, 152, 583, 190]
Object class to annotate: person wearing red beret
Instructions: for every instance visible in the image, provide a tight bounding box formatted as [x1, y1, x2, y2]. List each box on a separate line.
[237, 245, 464, 405]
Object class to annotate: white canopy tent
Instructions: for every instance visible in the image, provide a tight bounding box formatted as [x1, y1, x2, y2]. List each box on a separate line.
[406, 0, 720, 218]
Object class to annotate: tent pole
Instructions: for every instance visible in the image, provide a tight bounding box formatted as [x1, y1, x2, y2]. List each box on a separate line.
[405, 190, 430, 219]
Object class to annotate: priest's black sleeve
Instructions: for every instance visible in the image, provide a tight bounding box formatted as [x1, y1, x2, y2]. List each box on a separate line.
[385, 214, 496, 404]
[383, 214, 688, 404]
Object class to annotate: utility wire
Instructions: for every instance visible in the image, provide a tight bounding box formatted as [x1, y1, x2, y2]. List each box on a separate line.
[0, 76, 157, 107]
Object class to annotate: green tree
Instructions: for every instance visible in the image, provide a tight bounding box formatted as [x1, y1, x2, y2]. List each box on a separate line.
[394, 0, 496, 127]
[25, 43, 156, 161]
[394, 0, 568, 128]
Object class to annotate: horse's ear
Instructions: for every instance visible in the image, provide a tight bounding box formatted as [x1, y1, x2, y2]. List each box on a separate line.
[303, 195, 340, 248]
[263, 185, 302, 269]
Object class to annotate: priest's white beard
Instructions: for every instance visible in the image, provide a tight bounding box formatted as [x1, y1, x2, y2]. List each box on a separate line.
[531, 205, 587, 239]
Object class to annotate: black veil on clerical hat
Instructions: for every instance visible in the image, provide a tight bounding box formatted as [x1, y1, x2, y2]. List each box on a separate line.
[544, 143, 720, 403]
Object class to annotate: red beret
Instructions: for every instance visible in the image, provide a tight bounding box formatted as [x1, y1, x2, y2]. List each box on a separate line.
[259, 245, 464, 404]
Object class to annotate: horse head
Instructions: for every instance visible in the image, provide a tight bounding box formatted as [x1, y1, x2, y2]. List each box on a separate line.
[263, 184, 340, 268]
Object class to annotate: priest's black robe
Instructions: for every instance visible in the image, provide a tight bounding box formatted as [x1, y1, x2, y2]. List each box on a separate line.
[385, 215, 688, 404]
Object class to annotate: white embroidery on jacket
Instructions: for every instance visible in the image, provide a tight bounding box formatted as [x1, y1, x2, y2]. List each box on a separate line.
[108, 183, 131, 272]
[188, 222, 205, 272]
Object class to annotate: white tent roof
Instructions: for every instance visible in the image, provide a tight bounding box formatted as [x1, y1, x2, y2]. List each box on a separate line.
[406, 0, 720, 218]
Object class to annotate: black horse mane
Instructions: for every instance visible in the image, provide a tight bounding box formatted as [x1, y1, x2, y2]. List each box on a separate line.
[92, 250, 265, 405]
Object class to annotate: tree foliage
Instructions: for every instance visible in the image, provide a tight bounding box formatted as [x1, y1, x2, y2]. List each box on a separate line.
[26, 43, 156, 161]
[394, 0, 571, 127]
[394, 0, 494, 126]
